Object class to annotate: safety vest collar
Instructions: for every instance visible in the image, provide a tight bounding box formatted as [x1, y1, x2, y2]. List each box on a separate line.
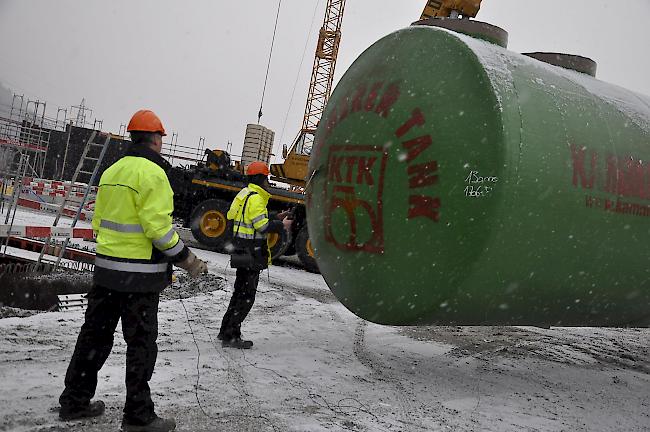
[247, 183, 270, 203]
[125, 143, 172, 172]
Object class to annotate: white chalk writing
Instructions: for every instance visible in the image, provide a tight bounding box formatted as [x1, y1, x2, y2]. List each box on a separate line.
[464, 171, 498, 198]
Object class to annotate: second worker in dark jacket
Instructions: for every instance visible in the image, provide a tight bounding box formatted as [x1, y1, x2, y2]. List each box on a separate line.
[218, 161, 292, 349]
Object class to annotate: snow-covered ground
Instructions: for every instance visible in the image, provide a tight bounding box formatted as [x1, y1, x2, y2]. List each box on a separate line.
[1, 208, 649, 431]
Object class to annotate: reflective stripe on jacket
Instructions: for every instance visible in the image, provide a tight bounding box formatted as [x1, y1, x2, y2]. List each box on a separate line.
[92, 144, 188, 292]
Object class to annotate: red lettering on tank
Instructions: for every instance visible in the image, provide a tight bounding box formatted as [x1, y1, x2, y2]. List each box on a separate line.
[585, 193, 650, 216]
[324, 145, 388, 254]
[328, 155, 378, 186]
[356, 157, 377, 185]
[620, 158, 646, 198]
[344, 156, 358, 183]
[351, 85, 367, 113]
[392, 108, 440, 222]
[395, 108, 426, 138]
[570, 144, 597, 189]
[408, 161, 439, 189]
[364, 82, 384, 112]
[408, 195, 440, 222]
[328, 156, 344, 182]
[338, 94, 351, 122]
[603, 154, 618, 194]
[573, 145, 650, 201]
[402, 135, 432, 163]
[375, 83, 400, 118]
[601, 154, 648, 199]
[323, 81, 404, 139]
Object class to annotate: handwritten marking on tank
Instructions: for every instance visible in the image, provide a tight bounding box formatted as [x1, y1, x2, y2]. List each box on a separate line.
[464, 171, 498, 198]
[570, 144, 650, 217]
[324, 145, 388, 253]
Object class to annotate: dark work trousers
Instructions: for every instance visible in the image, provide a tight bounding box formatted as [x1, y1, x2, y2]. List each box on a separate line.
[59, 284, 159, 425]
[219, 268, 261, 339]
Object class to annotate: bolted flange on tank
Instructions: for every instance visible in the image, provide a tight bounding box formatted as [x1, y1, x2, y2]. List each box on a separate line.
[306, 21, 650, 327]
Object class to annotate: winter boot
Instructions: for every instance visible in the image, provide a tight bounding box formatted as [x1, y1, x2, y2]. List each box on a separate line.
[122, 415, 176, 432]
[59, 400, 105, 421]
[221, 337, 253, 349]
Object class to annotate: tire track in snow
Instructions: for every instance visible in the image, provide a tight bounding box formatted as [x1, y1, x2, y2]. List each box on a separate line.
[352, 320, 430, 432]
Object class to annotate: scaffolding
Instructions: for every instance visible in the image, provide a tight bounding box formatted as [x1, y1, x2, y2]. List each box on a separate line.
[161, 134, 205, 166]
[0, 109, 51, 179]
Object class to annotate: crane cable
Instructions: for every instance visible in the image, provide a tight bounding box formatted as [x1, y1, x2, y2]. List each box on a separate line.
[258, 0, 283, 124]
[277, 0, 322, 155]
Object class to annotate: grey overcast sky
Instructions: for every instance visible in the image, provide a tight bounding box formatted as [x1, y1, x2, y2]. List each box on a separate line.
[0, 0, 648, 162]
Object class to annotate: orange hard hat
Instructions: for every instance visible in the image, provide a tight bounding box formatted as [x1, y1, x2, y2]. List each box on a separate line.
[246, 161, 270, 176]
[127, 109, 166, 136]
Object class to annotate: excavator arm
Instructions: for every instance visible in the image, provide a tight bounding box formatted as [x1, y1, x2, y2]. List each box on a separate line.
[421, 0, 481, 20]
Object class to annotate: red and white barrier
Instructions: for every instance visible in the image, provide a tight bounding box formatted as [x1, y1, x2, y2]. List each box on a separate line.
[22, 186, 88, 199]
[12, 197, 94, 221]
[0, 137, 47, 152]
[0, 225, 95, 239]
[2, 176, 96, 219]
[21, 177, 98, 194]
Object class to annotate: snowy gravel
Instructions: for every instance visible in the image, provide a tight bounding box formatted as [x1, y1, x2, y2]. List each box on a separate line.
[0, 209, 649, 431]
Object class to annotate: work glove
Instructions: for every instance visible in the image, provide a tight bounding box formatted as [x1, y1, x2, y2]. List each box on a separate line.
[277, 210, 291, 220]
[282, 217, 293, 232]
[176, 250, 208, 278]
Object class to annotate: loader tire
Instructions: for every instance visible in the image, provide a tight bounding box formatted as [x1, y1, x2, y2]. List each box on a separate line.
[268, 212, 291, 260]
[190, 199, 232, 251]
[296, 226, 320, 273]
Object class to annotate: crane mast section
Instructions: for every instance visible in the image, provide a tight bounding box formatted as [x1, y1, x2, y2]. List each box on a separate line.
[299, 0, 346, 155]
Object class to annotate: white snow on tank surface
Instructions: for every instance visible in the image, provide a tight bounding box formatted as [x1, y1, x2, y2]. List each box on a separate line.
[417, 26, 650, 133]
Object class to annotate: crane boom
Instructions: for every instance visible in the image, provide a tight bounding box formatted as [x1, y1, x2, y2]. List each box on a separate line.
[271, 0, 346, 186]
[301, 0, 346, 155]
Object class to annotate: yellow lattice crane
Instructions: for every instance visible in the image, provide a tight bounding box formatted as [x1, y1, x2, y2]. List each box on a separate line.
[270, 0, 346, 187]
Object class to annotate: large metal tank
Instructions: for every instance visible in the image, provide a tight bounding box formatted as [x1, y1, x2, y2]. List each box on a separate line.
[306, 24, 650, 327]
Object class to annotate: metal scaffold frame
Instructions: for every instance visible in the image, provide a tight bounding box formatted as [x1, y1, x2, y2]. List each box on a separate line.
[0, 93, 105, 264]
[161, 134, 206, 166]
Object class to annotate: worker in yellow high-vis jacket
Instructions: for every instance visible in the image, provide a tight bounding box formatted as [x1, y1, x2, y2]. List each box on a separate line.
[218, 161, 292, 349]
[59, 110, 206, 432]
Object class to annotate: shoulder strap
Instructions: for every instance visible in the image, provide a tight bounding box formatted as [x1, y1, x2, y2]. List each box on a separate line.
[234, 192, 258, 236]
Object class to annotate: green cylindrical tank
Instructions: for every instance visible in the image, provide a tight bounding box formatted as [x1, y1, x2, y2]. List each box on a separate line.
[306, 24, 650, 327]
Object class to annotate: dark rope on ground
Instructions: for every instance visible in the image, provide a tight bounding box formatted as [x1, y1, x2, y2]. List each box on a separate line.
[176, 272, 281, 431]
[177, 284, 214, 420]
[176, 266, 390, 431]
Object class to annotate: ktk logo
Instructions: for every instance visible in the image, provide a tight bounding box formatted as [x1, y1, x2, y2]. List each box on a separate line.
[324, 145, 388, 254]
